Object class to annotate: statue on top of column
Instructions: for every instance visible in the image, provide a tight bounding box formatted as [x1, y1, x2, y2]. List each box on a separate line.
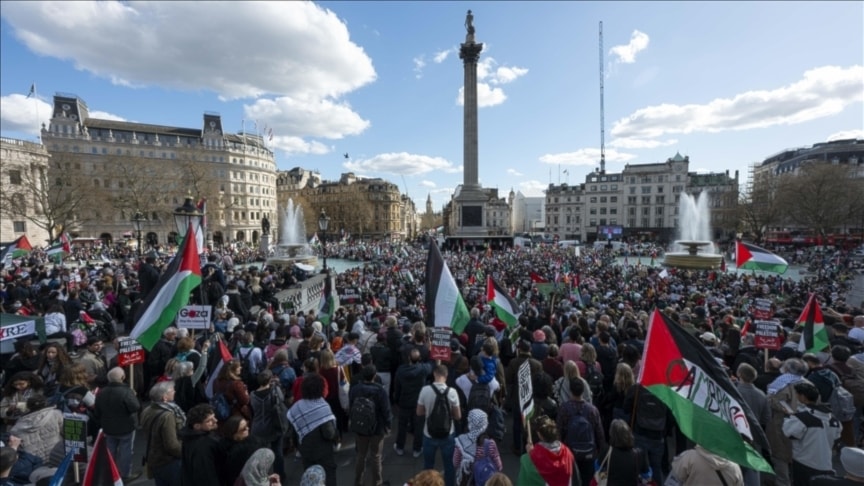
[465, 10, 475, 41]
[261, 216, 270, 234]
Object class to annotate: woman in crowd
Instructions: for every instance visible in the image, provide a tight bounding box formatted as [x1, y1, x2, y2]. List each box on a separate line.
[140, 381, 185, 486]
[220, 415, 265, 486]
[171, 360, 208, 413]
[318, 349, 348, 434]
[518, 414, 575, 486]
[600, 363, 634, 432]
[596, 419, 651, 486]
[453, 409, 503, 486]
[286, 374, 338, 486]
[174, 336, 202, 371]
[250, 370, 287, 483]
[292, 358, 329, 404]
[9, 394, 63, 463]
[554, 360, 591, 405]
[576, 343, 603, 379]
[213, 359, 252, 421]
[236, 448, 281, 486]
[35, 343, 71, 400]
[1, 372, 43, 426]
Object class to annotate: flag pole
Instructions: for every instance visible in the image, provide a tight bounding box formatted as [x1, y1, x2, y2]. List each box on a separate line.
[31, 83, 41, 142]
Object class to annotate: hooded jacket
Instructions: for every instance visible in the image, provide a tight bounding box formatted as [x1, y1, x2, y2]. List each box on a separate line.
[179, 426, 223, 486]
[9, 407, 63, 463]
[670, 445, 744, 486]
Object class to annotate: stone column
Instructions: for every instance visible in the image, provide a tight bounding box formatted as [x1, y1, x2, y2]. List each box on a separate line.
[460, 40, 483, 189]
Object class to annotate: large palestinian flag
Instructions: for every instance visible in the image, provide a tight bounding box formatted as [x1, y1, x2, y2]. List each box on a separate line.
[130, 222, 201, 350]
[82, 431, 123, 485]
[797, 293, 829, 354]
[425, 240, 470, 334]
[487, 275, 520, 329]
[736, 241, 788, 274]
[639, 310, 773, 473]
[0, 235, 33, 266]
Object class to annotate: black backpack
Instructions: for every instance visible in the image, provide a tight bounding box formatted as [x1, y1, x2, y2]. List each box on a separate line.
[349, 393, 378, 436]
[467, 382, 492, 412]
[564, 401, 595, 461]
[427, 385, 453, 439]
[583, 361, 604, 403]
[237, 347, 258, 390]
[635, 387, 667, 433]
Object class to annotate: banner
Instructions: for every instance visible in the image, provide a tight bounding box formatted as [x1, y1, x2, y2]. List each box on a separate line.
[337, 287, 363, 304]
[117, 337, 146, 367]
[429, 327, 452, 361]
[0, 320, 36, 342]
[177, 305, 211, 330]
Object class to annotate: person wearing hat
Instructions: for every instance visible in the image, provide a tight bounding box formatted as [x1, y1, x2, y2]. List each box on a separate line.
[699, 331, 723, 359]
[783, 381, 841, 485]
[811, 446, 864, 484]
[530, 329, 549, 361]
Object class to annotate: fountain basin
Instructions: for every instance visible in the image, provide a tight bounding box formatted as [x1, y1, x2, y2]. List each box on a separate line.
[662, 240, 722, 270]
[265, 244, 318, 269]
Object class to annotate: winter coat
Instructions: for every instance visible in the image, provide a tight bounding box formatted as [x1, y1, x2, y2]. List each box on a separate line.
[670, 445, 744, 486]
[179, 427, 223, 486]
[9, 407, 64, 463]
[93, 381, 141, 435]
[140, 404, 182, 477]
[768, 380, 807, 463]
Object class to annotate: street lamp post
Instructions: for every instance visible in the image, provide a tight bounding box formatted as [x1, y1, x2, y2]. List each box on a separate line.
[173, 192, 203, 247]
[318, 208, 330, 273]
[132, 211, 145, 257]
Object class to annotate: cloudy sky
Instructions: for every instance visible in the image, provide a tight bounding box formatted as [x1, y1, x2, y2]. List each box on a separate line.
[1, 1, 861, 211]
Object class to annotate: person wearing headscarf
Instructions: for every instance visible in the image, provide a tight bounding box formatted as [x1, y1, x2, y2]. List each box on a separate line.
[236, 448, 280, 486]
[453, 409, 502, 485]
[299, 465, 326, 486]
[767, 358, 811, 486]
[140, 381, 186, 486]
[286, 374, 338, 486]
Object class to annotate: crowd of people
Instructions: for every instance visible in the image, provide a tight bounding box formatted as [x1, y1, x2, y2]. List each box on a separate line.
[1, 238, 864, 486]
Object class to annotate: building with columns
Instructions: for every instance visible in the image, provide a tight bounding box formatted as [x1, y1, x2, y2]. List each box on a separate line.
[41, 94, 277, 249]
[0, 137, 52, 246]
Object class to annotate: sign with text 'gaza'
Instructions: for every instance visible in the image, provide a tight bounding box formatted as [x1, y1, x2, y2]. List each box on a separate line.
[177, 305, 211, 330]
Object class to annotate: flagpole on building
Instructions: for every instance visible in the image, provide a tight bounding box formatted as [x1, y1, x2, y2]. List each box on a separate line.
[28, 83, 40, 142]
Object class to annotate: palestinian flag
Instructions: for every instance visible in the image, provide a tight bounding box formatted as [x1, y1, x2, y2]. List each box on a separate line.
[487, 275, 520, 329]
[529, 271, 548, 283]
[425, 240, 470, 334]
[82, 431, 123, 486]
[735, 241, 788, 274]
[0, 235, 33, 266]
[130, 222, 201, 350]
[205, 339, 233, 399]
[46, 241, 67, 262]
[797, 293, 829, 354]
[317, 275, 335, 326]
[639, 310, 773, 473]
[516, 447, 575, 486]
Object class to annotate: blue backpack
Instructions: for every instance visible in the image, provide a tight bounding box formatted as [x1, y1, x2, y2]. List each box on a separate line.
[472, 439, 498, 486]
[211, 391, 235, 422]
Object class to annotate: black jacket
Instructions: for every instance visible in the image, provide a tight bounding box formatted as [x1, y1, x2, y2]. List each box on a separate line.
[349, 380, 392, 436]
[138, 263, 160, 299]
[394, 362, 432, 409]
[93, 382, 140, 435]
[179, 427, 223, 486]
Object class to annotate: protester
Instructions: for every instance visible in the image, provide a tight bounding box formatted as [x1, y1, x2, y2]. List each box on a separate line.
[669, 445, 744, 486]
[596, 419, 651, 486]
[783, 381, 842, 485]
[453, 409, 503, 486]
[518, 414, 575, 486]
[140, 381, 184, 486]
[348, 364, 391, 486]
[286, 374, 338, 486]
[179, 404, 223, 486]
[417, 364, 461, 486]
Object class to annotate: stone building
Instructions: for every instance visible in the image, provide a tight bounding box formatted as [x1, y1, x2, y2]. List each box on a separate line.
[276, 169, 416, 241]
[41, 94, 277, 249]
[0, 137, 51, 246]
[545, 152, 739, 243]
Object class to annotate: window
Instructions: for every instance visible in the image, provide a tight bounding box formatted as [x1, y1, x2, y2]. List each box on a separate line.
[92, 147, 98, 154]
[600, 197, 607, 203]
[589, 208, 597, 215]
[656, 207, 664, 215]
[13, 221, 25, 232]
[611, 184, 618, 191]
[589, 219, 597, 227]
[628, 196, 637, 205]
[629, 218, 636, 227]
[600, 185, 607, 191]
[657, 186, 664, 193]
[629, 208, 636, 216]
[590, 186, 597, 192]
[656, 196, 665, 204]
[641, 186, 651, 194]
[656, 218, 664, 227]
[610, 208, 617, 215]
[642, 208, 650, 216]
[600, 219, 607, 226]
[600, 208, 607, 215]
[9, 170, 21, 185]
[642, 196, 651, 204]
[610, 219, 617, 225]
[641, 218, 649, 228]
[629, 177, 636, 184]
[590, 197, 597, 203]
[610, 196, 617, 203]
[629, 187, 636, 194]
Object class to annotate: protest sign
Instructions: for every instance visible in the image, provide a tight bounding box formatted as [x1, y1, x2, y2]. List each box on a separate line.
[430, 327, 452, 361]
[177, 305, 211, 330]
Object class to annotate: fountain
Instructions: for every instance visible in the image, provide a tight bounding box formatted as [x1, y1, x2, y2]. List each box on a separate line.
[662, 191, 723, 270]
[265, 198, 318, 269]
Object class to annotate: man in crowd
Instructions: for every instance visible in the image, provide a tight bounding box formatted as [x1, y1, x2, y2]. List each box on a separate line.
[417, 364, 461, 486]
[93, 367, 142, 482]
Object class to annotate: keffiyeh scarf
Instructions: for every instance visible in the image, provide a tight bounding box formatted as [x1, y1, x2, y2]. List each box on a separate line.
[286, 398, 336, 443]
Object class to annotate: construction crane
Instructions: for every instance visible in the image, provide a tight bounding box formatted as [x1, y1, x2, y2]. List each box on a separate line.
[599, 20, 606, 175]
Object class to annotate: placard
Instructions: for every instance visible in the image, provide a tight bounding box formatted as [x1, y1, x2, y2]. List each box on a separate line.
[63, 413, 89, 462]
[754, 320, 783, 350]
[518, 360, 534, 420]
[0, 320, 36, 342]
[387, 296, 397, 310]
[751, 298, 773, 320]
[117, 337, 145, 367]
[429, 327, 452, 361]
[177, 305, 211, 329]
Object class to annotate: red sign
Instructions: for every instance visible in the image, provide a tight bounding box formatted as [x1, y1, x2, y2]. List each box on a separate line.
[429, 327, 452, 362]
[117, 337, 145, 367]
[753, 320, 783, 350]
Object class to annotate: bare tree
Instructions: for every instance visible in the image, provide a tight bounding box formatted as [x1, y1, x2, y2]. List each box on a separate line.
[773, 162, 864, 236]
[0, 154, 103, 242]
[737, 172, 782, 243]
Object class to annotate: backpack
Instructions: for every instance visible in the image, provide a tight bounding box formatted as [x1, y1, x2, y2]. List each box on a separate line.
[349, 394, 378, 436]
[829, 385, 856, 422]
[467, 382, 492, 413]
[270, 387, 291, 435]
[427, 385, 453, 439]
[635, 387, 667, 433]
[211, 391, 234, 422]
[564, 402, 595, 461]
[472, 439, 498, 486]
[237, 347, 258, 389]
[583, 362, 604, 403]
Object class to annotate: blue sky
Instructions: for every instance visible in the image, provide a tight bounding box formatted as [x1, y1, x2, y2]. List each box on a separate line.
[1, 1, 861, 212]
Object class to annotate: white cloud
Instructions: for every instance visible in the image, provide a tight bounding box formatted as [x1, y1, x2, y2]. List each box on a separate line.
[420, 180, 437, 188]
[430, 188, 453, 195]
[519, 180, 547, 197]
[539, 148, 636, 166]
[90, 110, 126, 121]
[827, 129, 864, 141]
[506, 168, 523, 176]
[611, 65, 864, 142]
[433, 48, 454, 63]
[456, 56, 527, 107]
[692, 167, 711, 174]
[413, 56, 426, 79]
[608, 138, 678, 149]
[610, 30, 650, 64]
[272, 136, 329, 157]
[0, 94, 52, 136]
[1, 1, 376, 149]
[344, 152, 459, 176]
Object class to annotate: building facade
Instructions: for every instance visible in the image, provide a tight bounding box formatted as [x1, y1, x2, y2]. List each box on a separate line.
[545, 152, 739, 243]
[41, 94, 278, 249]
[0, 137, 52, 246]
[275, 168, 416, 241]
